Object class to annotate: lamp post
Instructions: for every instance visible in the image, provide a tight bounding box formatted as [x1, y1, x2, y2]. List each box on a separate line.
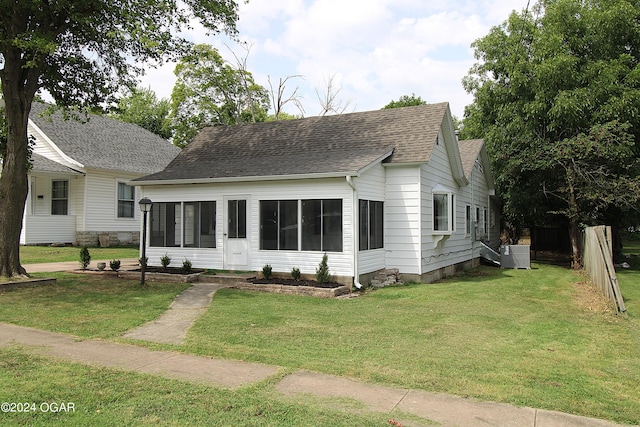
[138, 197, 152, 286]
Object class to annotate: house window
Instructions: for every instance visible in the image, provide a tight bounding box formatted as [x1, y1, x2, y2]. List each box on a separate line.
[150, 202, 181, 247]
[433, 192, 455, 233]
[117, 182, 135, 218]
[302, 199, 343, 252]
[483, 208, 488, 237]
[184, 201, 216, 248]
[260, 200, 298, 250]
[465, 205, 471, 236]
[359, 200, 384, 251]
[51, 180, 68, 215]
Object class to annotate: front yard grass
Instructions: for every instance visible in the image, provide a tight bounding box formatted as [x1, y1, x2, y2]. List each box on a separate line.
[1, 258, 639, 424]
[0, 274, 189, 339]
[183, 263, 640, 425]
[20, 245, 139, 264]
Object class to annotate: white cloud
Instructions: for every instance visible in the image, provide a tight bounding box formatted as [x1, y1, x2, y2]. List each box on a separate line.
[140, 0, 532, 118]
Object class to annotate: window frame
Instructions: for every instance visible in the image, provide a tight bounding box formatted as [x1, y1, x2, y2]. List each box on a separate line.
[433, 191, 455, 235]
[150, 201, 216, 249]
[116, 181, 135, 219]
[51, 180, 69, 216]
[260, 200, 298, 251]
[359, 199, 384, 251]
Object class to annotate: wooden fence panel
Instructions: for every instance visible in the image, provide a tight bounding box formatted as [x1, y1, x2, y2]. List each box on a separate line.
[582, 226, 626, 313]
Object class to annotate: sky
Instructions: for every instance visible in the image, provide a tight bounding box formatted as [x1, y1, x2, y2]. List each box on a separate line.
[139, 0, 533, 119]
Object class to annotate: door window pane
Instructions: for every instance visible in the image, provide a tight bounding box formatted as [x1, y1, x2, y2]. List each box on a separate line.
[228, 200, 247, 239]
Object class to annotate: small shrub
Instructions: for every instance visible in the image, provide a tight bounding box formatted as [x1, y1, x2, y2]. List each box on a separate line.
[262, 264, 273, 279]
[315, 253, 330, 283]
[291, 267, 301, 281]
[160, 253, 171, 269]
[79, 246, 91, 270]
[182, 258, 193, 274]
[110, 259, 121, 271]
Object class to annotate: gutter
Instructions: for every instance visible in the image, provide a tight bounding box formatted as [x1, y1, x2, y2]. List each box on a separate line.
[346, 176, 363, 290]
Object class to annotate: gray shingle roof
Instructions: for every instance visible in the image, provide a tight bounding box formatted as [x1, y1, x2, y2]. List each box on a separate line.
[29, 103, 180, 175]
[136, 103, 449, 182]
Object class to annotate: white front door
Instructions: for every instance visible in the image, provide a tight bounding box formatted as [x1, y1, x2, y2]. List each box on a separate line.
[224, 196, 249, 270]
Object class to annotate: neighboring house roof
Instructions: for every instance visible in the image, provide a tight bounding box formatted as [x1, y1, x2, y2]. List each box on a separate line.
[29, 103, 180, 175]
[135, 103, 452, 183]
[30, 153, 83, 174]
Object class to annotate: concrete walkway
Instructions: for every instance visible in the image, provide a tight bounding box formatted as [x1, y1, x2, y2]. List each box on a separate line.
[8, 262, 631, 426]
[123, 283, 227, 344]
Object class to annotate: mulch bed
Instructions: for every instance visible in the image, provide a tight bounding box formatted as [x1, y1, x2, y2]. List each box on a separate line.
[248, 278, 344, 289]
[129, 266, 206, 274]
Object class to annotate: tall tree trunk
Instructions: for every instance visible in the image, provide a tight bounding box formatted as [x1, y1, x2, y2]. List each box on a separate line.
[0, 76, 33, 277]
[567, 170, 582, 270]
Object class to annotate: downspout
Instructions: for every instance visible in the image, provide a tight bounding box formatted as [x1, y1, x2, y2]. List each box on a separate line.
[346, 176, 363, 289]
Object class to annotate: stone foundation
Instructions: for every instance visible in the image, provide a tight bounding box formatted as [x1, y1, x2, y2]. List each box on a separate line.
[357, 258, 482, 288]
[75, 231, 139, 247]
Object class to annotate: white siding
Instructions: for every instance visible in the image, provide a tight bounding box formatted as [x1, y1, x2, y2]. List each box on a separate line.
[82, 169, 140, 232]
[21, 172, 83, 244]
[384, 166, 421, 274]
[140, 178, 355, 277]
[420, 131, 474, 273]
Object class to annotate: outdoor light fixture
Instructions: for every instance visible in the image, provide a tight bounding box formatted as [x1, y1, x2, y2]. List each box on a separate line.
[138, 197, 152, 286]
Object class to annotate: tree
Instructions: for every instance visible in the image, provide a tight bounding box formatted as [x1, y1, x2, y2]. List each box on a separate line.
[167, 44, 270, 148]
[382, 94, 427, 109]
[0, 0, 239, 277]
[267, 75, 306, 120]
[316, 73, 353, 116]
[109, 87, 171, 139]
[462, 0, 640, 268]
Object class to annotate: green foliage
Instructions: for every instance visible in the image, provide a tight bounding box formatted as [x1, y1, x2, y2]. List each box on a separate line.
[291, 267, 301, 281]
[382, 93, 427, 109]
[79, 247, 91, 270]
[160, 253, 171, 269]
[182, 258, 192, 274]
[462, 0, 640, 260]
[109, 87, 171, 139]
[167, 44, 270, 147]
[109, 259, 121, 271]
[315, 254, 330, 283]
[262, 264, 273, 279]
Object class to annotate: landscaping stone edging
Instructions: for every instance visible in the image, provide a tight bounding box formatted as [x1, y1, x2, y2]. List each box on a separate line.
[231, 282, 350, 298]
[0, 277, 57, 292]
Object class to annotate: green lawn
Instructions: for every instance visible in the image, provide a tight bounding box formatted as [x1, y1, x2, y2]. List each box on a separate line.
[2, 257, 639, 424]
[20, 245, 139, 264]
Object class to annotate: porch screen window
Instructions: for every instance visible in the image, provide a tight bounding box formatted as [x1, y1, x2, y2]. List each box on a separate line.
[302, 199, 342, 252]
[184, 201, 216, 248]
[117, 182, 135, 218]
[359, 200, 383, 251]
[51, 180, 68, 215]
[433, 192, 455, 233]
[260, 200, 298, 250]
[150, 202, 181, 247]
[228, 199, 247, 239]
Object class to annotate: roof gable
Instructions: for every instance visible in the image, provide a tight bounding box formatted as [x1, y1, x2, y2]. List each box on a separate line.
[137, 103, 451, 183]
[458, 138, 495, 192]
[29, 103, 180, 175]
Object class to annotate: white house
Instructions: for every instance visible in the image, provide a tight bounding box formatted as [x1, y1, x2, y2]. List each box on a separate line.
[133, 103, 499, 285]
[21, 103, 180, 246]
